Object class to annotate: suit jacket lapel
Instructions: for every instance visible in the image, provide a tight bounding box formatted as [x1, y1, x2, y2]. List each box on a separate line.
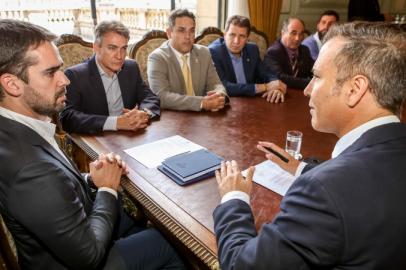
[190, 46, 201, 94]
[242, 47, 252, 82]
[118, 65, 131, 108]
[165, 42, 187, 93]
[88, 56, 110, 115]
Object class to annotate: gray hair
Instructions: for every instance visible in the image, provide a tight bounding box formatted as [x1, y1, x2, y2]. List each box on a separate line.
[94, 20, 130, 45]
[0, 19, 56, 101]
[324, 22, 406, 116]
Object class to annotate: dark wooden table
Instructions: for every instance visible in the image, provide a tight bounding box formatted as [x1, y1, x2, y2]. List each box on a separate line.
[70, 90, 340, 269]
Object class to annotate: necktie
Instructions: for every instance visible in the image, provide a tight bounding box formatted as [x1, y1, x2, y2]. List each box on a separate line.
[291, 54, 298, 77]
[181, 54, 195, 96]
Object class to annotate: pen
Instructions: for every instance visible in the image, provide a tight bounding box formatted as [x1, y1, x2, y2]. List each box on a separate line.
[263, 146, 289, 163]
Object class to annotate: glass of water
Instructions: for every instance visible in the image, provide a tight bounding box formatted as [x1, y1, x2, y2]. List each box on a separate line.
[285, 130, 303, 160]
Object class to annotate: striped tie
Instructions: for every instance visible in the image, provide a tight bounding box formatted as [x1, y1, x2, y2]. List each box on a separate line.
[291, 54, 298, 77]
[181, 54, 195, 96]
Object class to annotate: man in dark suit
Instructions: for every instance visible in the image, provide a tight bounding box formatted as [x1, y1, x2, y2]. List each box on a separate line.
[209, 15, 286, 103]
[60, 20, 160, 134]
[263, 17, 314, 90]
[0, 19, 185, 270]
[214, 22, 406, 269]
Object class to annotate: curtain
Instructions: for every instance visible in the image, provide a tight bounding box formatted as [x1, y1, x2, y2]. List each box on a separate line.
[248, 0, 283, 43]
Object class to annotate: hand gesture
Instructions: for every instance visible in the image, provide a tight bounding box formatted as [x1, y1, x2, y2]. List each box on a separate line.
[215, 160, 255, 198]
[257, 142, 299, 175]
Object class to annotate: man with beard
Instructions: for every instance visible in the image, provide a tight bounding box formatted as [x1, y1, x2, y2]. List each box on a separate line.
[302, 10, 339, 61]
[263, 18, 314, 90]
[0, 19, 185, 270]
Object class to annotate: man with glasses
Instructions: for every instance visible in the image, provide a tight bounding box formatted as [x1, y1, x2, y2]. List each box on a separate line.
[60, 20, 160, 134]
[263, 18, 314, 90]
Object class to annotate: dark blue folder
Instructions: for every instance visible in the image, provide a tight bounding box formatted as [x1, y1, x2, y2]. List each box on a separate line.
[158, 149, 223, 185]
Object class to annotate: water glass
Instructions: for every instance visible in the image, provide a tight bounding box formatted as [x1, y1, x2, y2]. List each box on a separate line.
[285, 130, 303, 160]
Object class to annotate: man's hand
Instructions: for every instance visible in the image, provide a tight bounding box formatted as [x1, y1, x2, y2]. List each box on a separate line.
[262, 89, 285, 103]
[202, 91, 225, 112]
[261, 80, 287, 103]
[257, 142, 299, 175]
[89, 153, 128, 191]
[267, 80, 287, 94]
[117, 107, 149, 131]
[215, 160, 255, 198]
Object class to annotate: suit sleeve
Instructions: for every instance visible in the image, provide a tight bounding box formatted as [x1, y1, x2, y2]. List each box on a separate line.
[203, 49, 229, 98]
[60, 69, 108, 134]
[9, 161, 117, 270]
[263, 47, 311, 90]
[209, 47, 256, 97]
[147, 51, 204, 111]
[131, 62, 161, 117]
[213, 175, 344, 270]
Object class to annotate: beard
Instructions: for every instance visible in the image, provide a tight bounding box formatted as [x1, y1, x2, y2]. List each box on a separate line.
[23, 85, 66, 117]
[317, 31, 327, 41]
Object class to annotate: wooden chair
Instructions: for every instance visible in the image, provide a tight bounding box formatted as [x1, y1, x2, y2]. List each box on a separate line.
[0, 214, 19, 270]
[195, 26, 223, 46]
[248, 26, 269, 60]
[55, 34, 93, 71]
[128, 30, 168, 84]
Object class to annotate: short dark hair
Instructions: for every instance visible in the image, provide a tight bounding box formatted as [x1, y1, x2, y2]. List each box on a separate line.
[281, 17, 305, 32]
[225, 15, 251, 35]
[0, 19, 56, 101]
[168, 9, 196, 28]
[324, 22, 406, 116]
[94, 20, 130, 45]
[319, 10, 340, 23]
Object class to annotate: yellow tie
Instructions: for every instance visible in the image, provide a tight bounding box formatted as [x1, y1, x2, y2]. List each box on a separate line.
[181, 54, 194, 96]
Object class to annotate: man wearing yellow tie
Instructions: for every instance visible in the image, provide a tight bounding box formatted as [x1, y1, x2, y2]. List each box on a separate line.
[148, 9, 228, 111]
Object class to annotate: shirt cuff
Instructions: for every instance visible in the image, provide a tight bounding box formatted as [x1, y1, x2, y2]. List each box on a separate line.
[221, 190, 250, 205]
[295, 161, 308, 177]
[98, 187, 118, 199]
[103, 116, 118, 131]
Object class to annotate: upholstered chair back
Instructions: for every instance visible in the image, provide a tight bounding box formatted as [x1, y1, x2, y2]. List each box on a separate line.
[56, 34, 94, 71]
[195, 27, 223, 47]
[128, 30, 168, 84]
[248, 27, 269, 60]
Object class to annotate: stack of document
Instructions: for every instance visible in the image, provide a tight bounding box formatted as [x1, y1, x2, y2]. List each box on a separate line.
[124, 135, 223, 186]
[158, 149, 223, 186]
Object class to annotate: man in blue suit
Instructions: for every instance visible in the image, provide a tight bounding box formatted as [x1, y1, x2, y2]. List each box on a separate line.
[209, 15, 286, 103]
[60, 21, 160, 134]
[214, 22, 406, 269]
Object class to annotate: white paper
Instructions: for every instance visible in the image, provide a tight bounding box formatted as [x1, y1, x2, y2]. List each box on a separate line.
[124, 135, 204, 168]
[242, 160, 296, 196]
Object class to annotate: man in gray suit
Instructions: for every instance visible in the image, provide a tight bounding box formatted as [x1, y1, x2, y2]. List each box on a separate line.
[148, 9, 228, 111]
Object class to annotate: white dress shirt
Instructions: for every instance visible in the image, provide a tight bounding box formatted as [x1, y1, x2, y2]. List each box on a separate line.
[0, 106, 117, 198]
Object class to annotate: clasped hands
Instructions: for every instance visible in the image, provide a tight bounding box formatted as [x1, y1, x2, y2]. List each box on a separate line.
[89, 153, 128, 191]
[117, 106, 149, 131]
[201, 90, 226, 112]
[216, 142, 300, 198]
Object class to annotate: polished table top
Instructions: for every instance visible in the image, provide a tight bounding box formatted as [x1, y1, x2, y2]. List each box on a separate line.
[71, 89, 343, 266]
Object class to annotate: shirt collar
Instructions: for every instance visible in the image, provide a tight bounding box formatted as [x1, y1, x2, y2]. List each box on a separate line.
[95, 57, 121, 78]
[227, 48, 243, 61]
[313, 32, 322, 49]
[0, 106, 56, 144]
[332, 115, 400, 158]
[169, 44, 191, 61]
